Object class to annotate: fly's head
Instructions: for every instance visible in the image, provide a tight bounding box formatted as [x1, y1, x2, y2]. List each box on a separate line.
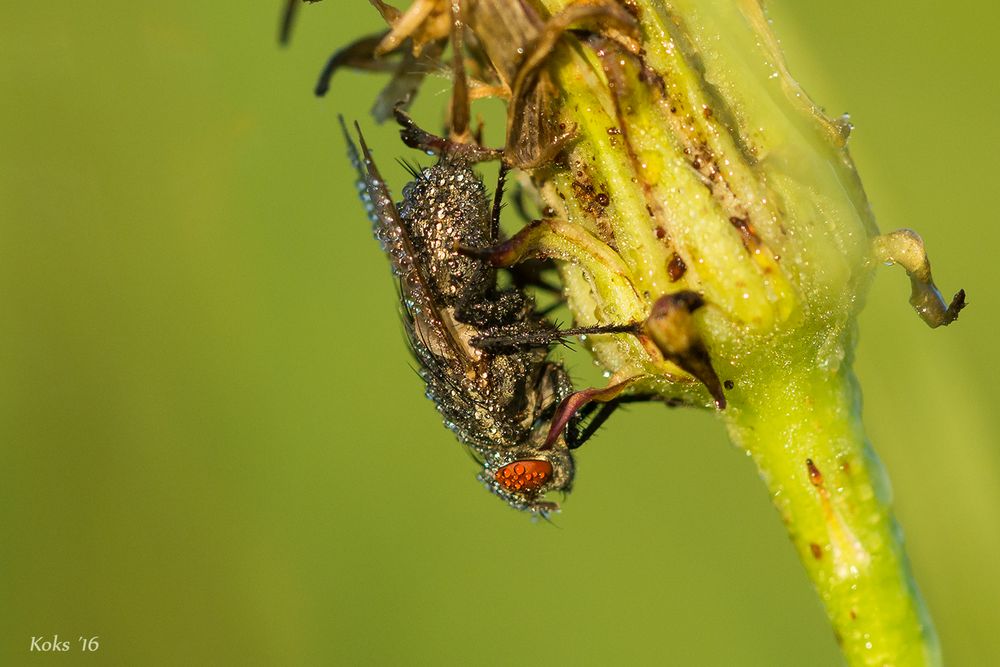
[476, 438, 574, 515]
[473, 359, 579, 515]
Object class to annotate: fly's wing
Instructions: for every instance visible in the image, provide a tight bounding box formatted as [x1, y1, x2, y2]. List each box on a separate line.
[339, 118, 477, 386]
[341, 117, 434, 311]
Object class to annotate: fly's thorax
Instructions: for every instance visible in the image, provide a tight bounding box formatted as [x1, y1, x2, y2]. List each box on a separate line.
[413, 315, 569, 459]
[482, 347, 545, 416]
[398, 161, 493, 304]
[421, 344, 543, 452]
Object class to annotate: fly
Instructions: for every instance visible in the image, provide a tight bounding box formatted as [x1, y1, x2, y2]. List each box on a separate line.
[324, 0, 654, 514]
[342, 114, 593, 514]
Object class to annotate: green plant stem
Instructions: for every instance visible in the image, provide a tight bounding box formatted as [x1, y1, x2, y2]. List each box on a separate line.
[521, 0, 942, 663]
[723, 343, 939, 665]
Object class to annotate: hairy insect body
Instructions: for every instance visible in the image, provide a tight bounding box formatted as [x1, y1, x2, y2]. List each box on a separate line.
[344, 122, 575, 513]
[401, 162, 556, 447]
[398, 164, 492, 304]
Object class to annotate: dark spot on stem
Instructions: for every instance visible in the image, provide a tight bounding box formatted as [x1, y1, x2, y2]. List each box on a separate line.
[729, 216, 753, 238]
[728, 215, 763, 251]
[596, 192, 610, 207]
[667, 253, 687, 281]
[724, 380, 734, 390]
[571, 175, 605, 218]
[806, 459, 823, 487]
[639, 65, 666, 97]
[850, 609, 858, 621]
[809, 542, 823, 560]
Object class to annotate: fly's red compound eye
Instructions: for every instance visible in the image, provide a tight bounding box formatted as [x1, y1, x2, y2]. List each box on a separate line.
[495, 460, 552, 494]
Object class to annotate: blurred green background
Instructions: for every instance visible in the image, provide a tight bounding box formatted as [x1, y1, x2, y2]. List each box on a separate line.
[1, 1, 997, 665]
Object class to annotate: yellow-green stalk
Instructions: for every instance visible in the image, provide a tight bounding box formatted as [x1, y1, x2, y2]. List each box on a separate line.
[515, 1, 963, 664]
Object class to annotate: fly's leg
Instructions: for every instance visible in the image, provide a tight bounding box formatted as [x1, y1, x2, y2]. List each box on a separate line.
[543, 376, 646, 449]
[488, 165, 564, 295]
[472, 322, 639, 353]
[465, 219, 727, 407]
[471, 292, 726, 408]
[508, 260, 563, 295]
[461, 217, 646, 357]
[568, 401, 620, 449]
[489, 162, 507, 241]
[873, 229, 966, 328]
[569, 394, 661, 449]
[388, 1, 503, 161]
[550, 372, 715, 450]
[394, 107, 501, 163]
[461, 218, 643, 319]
